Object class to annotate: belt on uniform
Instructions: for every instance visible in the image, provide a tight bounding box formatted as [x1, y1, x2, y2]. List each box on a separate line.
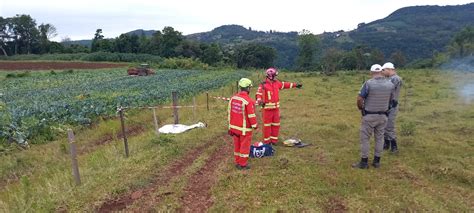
[363, 110, 388, 116]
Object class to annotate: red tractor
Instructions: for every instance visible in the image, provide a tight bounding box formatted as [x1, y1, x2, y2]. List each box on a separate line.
[127, 64, 155, 76]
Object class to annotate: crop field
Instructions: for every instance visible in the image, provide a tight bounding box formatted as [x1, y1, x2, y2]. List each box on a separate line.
[0, 67, 249, 145]
[0, 67, 473, 212]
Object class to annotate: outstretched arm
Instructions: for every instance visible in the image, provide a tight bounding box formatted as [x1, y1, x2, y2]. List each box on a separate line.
[280, 81, 302, 90]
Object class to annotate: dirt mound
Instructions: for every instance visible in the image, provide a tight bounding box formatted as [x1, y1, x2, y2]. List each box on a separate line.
[0, 61, 127, 70]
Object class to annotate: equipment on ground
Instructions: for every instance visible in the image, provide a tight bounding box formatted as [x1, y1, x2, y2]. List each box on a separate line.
[282, 138, 310, 148]
[127, 64, 155, 76]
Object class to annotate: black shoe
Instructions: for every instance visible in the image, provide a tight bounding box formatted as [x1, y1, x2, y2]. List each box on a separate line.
[235, 164, 242, 169]
[383, 138, 390, 150]
[390, 139, 399, 154]
[372, 156, 381, 168]
[352, 158, 369, 169]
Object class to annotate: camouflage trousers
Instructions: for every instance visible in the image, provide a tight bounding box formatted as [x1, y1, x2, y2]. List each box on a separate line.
[360, 114, 388, 158]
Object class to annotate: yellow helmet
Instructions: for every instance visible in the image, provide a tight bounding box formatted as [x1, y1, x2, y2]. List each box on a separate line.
[238, 78, 253, 88]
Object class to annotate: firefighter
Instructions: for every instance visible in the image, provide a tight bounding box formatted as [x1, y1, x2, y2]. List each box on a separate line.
[352, 64, 395, 169]
[256, 67, 302, 145]
[228, 78, 258, 170]
[382, 62, 402, 153]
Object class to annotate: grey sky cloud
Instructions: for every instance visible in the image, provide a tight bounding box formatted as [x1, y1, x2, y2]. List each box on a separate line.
[1, 0, 472, 41]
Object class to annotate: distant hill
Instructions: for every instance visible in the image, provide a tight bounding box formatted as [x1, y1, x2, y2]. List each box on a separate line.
[125, 29, 157, 37]
[344, 3, 474, 60]
[62, 29, 157, 48]
[188, 3, 474, 67]
[64, 3, 473, 68]
[187, 25, 299, 68]
[62, 39, 93, 48]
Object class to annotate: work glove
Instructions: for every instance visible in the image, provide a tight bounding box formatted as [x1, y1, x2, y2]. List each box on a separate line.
[257, 100, 265, 107]
[296, 83, 303, 89]
[228, 130, 235, 137]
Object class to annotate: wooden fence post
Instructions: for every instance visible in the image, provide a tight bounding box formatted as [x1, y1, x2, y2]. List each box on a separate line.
[193, 97, 196, 122]
[172, 91, 179, 124]
[67, 129, 81, 186]
[206, 92, 209, 111]
[119, 108, 129, 157]
[152, 108, 160, 135]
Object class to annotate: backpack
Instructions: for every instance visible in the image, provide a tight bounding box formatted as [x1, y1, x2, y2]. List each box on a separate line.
[249, 143, 274, 158]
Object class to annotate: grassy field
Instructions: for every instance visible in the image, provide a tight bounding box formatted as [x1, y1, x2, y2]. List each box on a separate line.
[0, 69, 473, 212]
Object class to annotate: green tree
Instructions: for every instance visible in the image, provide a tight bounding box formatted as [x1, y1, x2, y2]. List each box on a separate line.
[200, 43, 223, 66]
[352, 45, 370, 70]
[114, 34, 139, 53]
[0, 17, 12, 56]
[37, 23, 57, 54]
[451, 26, 474, 58]
[369, 48, 385, 65]
[296, 29, 318, 70]
[235, 43, 276, 68]
[10, 14, 39, 54]
[147, 31, 162, 55]
[161, 26, 183, 57]
[322, 48, 343, 75]
[390, 50, 407, 68]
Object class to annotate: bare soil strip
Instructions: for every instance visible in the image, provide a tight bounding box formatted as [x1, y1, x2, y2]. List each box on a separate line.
[0, 61, 127, 70]
[177, 138, 231, 213]
[96, 137, 219, 212]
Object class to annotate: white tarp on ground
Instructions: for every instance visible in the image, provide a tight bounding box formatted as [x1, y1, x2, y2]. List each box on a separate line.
[158, 122, 206, 134]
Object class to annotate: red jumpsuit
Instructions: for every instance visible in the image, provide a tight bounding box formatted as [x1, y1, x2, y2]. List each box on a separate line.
[228, 91, 257, 167]
[256, 79, 297, 144]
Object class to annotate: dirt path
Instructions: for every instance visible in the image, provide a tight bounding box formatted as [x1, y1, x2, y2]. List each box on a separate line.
[177, 138, 231, 212]
[96, 137, 219, 212]
[96, 135, 232, 212]
[0, 61, 127, 70]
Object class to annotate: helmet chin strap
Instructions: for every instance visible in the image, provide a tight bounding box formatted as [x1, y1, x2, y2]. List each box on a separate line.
[267, 75, 276, 81]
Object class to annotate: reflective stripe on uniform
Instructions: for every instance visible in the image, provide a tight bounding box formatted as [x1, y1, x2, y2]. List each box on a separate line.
[231, 96, 249, 105]
[267, 91, 272, 100]
[290, 83, 294, 88]
[229, 125, 252, 132]
[263, 102, 280, 109]
[227, 99, 232, 130]
[271, 123, 280, 126]
[251, 124, 257, 128]
[256, 92, 263, 95]
[270, 136, 279, 140]
[281, 82, 285, 89]
[264, 123, 272, 127]
[235, 152, 249, 158]
[248, 114, 256, 118]
[263, 137, 271, 141]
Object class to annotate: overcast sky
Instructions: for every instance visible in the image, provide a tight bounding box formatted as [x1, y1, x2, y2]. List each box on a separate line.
[1, 0, 472, 41]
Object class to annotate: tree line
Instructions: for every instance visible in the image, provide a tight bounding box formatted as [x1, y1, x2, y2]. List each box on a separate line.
[1, 14, 472, 71]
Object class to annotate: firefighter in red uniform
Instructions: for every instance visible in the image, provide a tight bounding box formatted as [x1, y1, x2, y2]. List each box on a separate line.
[256, 67, 302, 145]
[228, 78, 258, 170]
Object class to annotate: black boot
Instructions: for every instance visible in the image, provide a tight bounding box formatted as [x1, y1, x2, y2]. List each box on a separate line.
[383, 138, 390, 150]
[390, 139, 399, 154]
[372, 156, 381, 168]
[352, 157, 369, 169]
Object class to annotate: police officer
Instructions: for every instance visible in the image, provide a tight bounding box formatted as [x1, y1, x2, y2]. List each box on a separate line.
[382, 62, 402, 153]
[352, 64, 395, 169]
